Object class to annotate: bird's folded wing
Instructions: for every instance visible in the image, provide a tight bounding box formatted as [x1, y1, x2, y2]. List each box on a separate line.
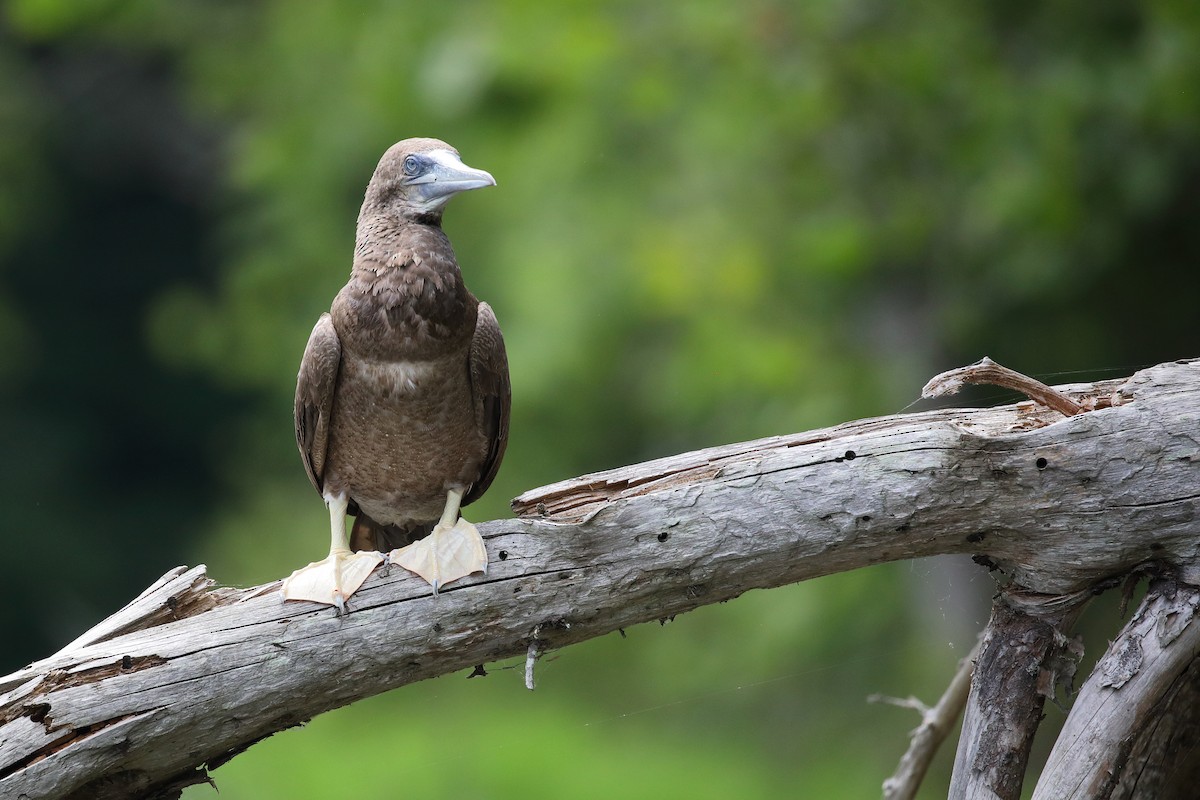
[294, 313, 342, 494]
[464, 301, 511, 506]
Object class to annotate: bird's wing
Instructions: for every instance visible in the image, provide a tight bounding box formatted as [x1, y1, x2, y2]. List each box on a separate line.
[294, 313, 342, 495]
[464, 301, 511, 506]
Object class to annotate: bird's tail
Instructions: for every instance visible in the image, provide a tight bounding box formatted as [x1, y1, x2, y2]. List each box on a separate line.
[349, 514, 436, 552]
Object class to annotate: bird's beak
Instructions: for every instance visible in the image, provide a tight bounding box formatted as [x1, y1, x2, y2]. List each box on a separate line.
[410, 149, 496, 209]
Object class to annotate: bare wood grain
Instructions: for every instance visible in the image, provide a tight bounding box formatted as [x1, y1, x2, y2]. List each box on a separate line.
[922, 356, 1087, 416]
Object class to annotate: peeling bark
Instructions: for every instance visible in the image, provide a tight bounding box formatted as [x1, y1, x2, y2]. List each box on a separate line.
[950, 592, 1085, 799]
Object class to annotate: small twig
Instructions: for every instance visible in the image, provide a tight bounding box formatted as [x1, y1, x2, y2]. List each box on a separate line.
[879, 638, 981, 800]
[525, 631, 541, 691]
[922, 357, 1083, 416]
[868, 694, 931, 715]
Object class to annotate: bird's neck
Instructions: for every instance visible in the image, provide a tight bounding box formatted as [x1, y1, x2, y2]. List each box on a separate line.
[352, 214, 456, 276]
[336, 213, 477, 360]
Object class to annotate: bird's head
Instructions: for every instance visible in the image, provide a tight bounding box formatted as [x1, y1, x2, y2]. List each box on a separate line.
[362, 138, 496, 223]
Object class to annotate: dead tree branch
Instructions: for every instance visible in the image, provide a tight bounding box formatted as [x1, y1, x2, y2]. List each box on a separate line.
[949, 591, 1086, 799]
[1, 358, 1197, 799]
[878, 638, 980, 800]
[1032, 579, 1200, 800]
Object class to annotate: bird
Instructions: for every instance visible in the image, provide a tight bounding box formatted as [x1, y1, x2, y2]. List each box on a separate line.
[281, 137, 509, 611]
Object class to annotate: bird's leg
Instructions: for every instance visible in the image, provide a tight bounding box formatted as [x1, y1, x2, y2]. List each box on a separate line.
[281, 493, 385, 611]
[389, 488, 487, 594]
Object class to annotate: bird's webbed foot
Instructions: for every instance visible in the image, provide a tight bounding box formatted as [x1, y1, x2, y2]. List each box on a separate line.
[281, 550, 385, 612]
[389, 492, 487, 593]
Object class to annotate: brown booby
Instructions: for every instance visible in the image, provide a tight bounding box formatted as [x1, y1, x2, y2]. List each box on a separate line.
[281, 138, 509, 610]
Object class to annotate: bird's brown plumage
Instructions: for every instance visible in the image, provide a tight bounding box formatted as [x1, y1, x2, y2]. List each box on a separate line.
[294, 138, 509, 552]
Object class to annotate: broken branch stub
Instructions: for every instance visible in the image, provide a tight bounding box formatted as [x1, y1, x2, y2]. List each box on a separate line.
[922, 356, 1086, 416]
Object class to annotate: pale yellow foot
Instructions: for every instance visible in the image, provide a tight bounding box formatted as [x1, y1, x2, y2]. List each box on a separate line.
[281, 491, 384, 612]
[282, 549, 385, 612]
[389, 517, 487, 593]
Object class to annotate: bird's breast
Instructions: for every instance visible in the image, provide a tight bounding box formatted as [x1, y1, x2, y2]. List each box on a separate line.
[323, 346, 485, 526]
[331, 256, 477, 363]
[357, 357, 442, 397]
[336, 348, 471, 419]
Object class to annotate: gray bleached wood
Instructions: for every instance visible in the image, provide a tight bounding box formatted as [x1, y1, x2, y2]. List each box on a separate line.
[0, 358, 1197, 799]
[1031, 580, 1200, 799]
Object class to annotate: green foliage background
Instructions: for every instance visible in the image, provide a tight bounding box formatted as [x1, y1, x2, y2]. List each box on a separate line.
[1, 1, 1198, 797]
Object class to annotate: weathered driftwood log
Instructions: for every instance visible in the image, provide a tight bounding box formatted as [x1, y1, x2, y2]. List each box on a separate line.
[0, 358, 1197, 800]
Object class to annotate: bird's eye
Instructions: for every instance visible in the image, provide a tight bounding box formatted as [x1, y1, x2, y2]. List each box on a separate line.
[402, 155, 421, 175]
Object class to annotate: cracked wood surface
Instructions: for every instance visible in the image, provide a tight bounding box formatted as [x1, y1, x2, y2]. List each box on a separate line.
[1, 358, 1198, 799]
